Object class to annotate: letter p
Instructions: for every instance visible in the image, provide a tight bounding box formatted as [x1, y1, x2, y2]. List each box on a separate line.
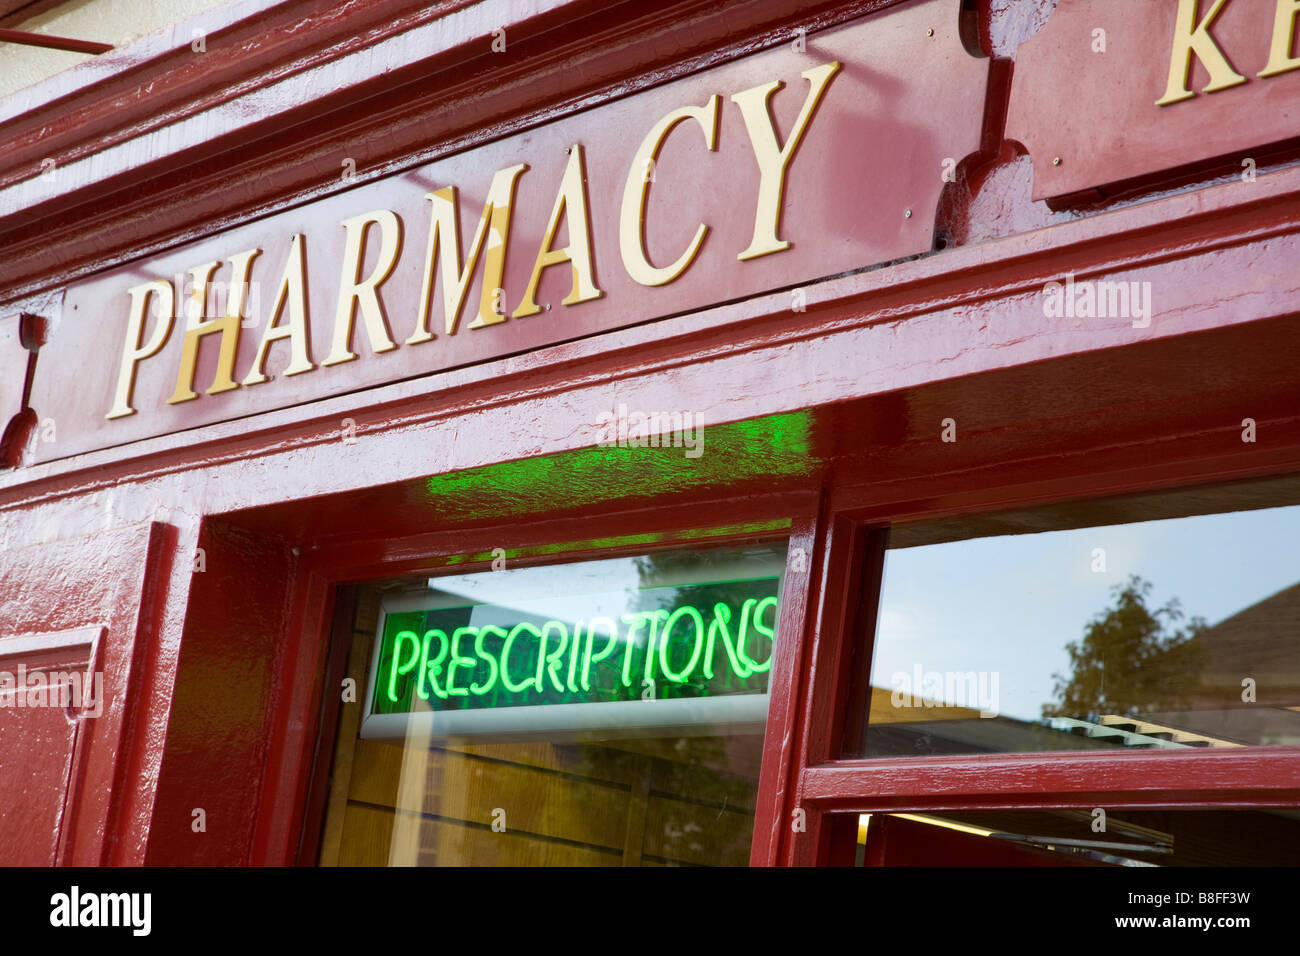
[107, 280, 175, 419]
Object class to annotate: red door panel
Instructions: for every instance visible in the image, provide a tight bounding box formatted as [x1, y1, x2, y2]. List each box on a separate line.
[0, 522, 174, 865]
[0, 704, 79, 865]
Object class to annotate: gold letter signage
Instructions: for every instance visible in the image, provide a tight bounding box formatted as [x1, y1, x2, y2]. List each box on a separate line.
[1008, 0, 1300, 204]
[28, 0, 987, 463]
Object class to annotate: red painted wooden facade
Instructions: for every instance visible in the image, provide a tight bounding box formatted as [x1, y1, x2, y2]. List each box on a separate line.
[1, 0, 1298, 866]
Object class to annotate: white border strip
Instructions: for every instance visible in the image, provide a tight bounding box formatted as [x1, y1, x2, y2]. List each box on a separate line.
[360, 693, 769, 742]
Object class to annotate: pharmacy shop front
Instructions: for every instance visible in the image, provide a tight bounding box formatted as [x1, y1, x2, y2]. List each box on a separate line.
[1, 0, 1299, 867]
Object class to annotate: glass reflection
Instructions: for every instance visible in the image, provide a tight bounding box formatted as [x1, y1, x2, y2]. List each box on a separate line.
[322, 541, 786, 866]
[857, 483, 1300, 757]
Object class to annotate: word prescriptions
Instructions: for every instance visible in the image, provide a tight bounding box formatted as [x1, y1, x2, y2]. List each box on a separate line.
[363, 576, 779, 739]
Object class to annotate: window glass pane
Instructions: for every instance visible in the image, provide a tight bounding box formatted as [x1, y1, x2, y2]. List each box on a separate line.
[853, 477, 1300, 757]
[320, 541, 786, 866]
[854, 808, 1300, 867]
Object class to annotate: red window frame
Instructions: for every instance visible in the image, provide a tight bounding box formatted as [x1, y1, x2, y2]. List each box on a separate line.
[256, 445, 1300, 867]
[268, 490, 818, 866]
[764, 470, 1300, 867]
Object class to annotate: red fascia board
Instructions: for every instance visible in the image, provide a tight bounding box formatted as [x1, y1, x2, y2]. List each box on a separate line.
[0, 0, 890, 301]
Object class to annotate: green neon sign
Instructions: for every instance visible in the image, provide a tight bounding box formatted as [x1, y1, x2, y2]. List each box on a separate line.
[371, 577, 779, 716]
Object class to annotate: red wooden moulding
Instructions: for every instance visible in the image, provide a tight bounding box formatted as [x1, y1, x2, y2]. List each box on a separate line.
[258, 494, 814, 866]
[0, 523, 175, 865]
[801, 749, 1300, 811]
[27, 0, 987, 463]
[1007, 0, 1300, 204]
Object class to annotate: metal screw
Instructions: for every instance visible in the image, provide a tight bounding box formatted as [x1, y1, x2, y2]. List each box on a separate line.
[927, 28, 934, 37]
[1053, 156, 1062, 166]
[905, 209, 913, 218]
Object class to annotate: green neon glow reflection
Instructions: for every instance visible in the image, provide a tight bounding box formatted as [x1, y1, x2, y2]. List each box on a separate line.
[372, 576, 780, 715]
[421, 411, 814, 524]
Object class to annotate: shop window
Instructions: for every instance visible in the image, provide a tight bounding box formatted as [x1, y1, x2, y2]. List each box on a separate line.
[317, 541, 786, 866]
[850, 476, 1300, 758]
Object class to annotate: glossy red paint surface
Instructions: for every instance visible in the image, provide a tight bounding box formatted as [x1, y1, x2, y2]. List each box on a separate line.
[1007, 0, 1300, 203]
[0, 0, 907, 299]
[0, 523, 173, 865]
[30, 0, 986, 463]
[143, 521, 296, 865]
[0, 0, 1296, 867]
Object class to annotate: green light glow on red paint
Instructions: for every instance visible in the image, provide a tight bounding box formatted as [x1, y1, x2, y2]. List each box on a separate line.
[421, 411, 814, 523]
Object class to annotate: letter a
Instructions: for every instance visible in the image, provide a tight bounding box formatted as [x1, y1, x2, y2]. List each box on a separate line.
[513, 145, 603, 317]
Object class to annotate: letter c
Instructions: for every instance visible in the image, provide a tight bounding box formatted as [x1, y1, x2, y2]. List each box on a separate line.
[619, 96, 720, 286]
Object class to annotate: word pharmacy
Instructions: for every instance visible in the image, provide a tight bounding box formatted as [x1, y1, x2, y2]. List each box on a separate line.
[107, 62, 840, 423]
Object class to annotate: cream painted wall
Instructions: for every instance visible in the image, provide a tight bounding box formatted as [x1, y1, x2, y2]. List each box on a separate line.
[0, 0, 227, 101]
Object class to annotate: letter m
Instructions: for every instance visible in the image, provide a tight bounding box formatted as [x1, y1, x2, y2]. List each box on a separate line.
[407, 164, 528, 344]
